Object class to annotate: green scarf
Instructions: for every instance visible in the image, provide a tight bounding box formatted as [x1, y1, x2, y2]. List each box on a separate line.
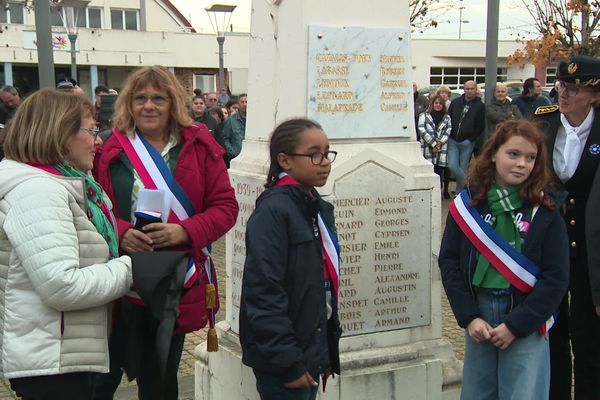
[472, 182, 523, 288]
[54, 162, 119, 259]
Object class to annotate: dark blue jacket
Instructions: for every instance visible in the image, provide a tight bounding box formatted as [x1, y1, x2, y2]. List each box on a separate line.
[239, 184, 341, 382]
[438, 192, 569, 337]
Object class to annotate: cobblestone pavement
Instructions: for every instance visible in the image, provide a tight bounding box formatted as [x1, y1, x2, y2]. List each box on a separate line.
[0, 199, 464, 399]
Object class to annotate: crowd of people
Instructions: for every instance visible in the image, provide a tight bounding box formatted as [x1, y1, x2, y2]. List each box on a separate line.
[0, 53, 596, 400]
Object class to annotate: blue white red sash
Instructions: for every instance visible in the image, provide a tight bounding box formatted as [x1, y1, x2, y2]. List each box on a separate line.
[114, 132, 216, 325]
[449, 189, 557, 334]
[276, 173, 340, 300]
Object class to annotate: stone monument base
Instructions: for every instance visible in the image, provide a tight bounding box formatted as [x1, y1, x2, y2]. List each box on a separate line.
[195, 322, 462, 400]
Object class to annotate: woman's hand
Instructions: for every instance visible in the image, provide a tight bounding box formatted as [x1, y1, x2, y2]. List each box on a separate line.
[144, 223, 190, 248]
[120, 228, 153, 253]
[595, 305, 600, 318]
[489, 323, 516, 350]
[467, 317, 492, 343]
[283, 372, 318, 389]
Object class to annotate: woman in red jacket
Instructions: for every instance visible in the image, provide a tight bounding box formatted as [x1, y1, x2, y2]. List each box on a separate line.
[93, 65, 238, 400]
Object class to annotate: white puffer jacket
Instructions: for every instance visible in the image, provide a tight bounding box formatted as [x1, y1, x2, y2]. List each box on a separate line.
[0, 160, 133, 379]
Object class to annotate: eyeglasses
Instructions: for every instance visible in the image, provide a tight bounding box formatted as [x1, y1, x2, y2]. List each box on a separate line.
[557, 81, 580, 97]
[80, 127, 100, 140]
[285, 151, 337, 165]
[131, 94, 170, 106]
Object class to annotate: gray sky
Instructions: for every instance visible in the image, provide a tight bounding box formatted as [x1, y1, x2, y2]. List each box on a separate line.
[171, 0, 537, 41]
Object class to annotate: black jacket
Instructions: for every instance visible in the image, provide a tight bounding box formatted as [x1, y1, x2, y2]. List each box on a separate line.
[239, 185, 342, 382]
[448, 94, 485, 142]
[536, 106, 600, 263]
[439, 192, 569, 337]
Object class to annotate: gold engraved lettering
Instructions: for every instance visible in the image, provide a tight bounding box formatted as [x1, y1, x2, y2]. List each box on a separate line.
[350, 53, 372, 63]
[380, 91, 406, 100]
[317, 103, 364, 113]
[381, 79, 407, 88]
[316, 79, 350, 88]
[337, 220, 364, 230]
[317, 91, 354, 100]
[374, 230, 410, 239]
[380, 103, 409, 112]
[380, 67, 405, 76]
[317, 65, 350, 75]
[316, 53, 349, 63]
[380, 55, 404, 63]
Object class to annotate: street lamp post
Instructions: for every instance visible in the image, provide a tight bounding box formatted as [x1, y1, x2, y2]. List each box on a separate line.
[57, 0, 90, 81]
[205, 4, 237, 92]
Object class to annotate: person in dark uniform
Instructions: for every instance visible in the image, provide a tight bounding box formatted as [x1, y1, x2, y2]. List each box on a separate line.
[534, 55, 600, 400]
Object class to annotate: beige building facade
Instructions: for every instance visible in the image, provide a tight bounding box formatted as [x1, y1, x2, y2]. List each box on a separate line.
[0, 1, 543, 100]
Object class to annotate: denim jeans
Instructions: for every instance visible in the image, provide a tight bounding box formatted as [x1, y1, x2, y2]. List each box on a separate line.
[447, 138, 475, 192]
[253, 370, 318, 400]
[461, 290, 550, 400]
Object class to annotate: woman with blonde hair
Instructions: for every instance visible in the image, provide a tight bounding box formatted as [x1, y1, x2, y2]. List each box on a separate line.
[0, 88, 132, 399]
[93, 65, 238, 399]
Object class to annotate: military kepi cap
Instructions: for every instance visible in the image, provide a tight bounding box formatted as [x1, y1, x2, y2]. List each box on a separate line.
[557, 55, 600, 87]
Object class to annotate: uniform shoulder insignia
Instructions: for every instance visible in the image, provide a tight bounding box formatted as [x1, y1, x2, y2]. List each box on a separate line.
[534, 105, 559, 115]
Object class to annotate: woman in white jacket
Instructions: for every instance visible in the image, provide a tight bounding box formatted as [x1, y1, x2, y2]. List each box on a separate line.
[0, 88, 133, 399]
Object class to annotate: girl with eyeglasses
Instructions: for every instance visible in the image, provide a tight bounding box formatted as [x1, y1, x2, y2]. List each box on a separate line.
[239, 118, 341, 400]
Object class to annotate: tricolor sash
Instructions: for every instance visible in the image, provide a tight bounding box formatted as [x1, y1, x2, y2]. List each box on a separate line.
[276, 173, 341, 300]
[449, 189, 557, 334]
[114, 132, 217, 328]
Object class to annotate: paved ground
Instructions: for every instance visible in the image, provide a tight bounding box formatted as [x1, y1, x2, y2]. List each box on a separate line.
[0, 198, 464, 399]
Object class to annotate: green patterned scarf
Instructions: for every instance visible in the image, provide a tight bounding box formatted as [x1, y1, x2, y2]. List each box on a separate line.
[472, 182, 523, 288]
[54, 162, 119, 259]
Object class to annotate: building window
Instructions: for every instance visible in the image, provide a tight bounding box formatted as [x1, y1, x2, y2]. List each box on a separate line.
[0, 3, 24, 24]
[429, 66, 507, 89]
[50, 7, 103, 29]
[194, 74, 216, 94]
[546, 67, 557, 87]
[111, 9, 139, 30]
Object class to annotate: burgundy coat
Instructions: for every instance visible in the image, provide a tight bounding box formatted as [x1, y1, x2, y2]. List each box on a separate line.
[93, 123, 239, 333]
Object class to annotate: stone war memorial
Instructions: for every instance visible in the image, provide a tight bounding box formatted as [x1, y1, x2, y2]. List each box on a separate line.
[195, 0, 462, 399]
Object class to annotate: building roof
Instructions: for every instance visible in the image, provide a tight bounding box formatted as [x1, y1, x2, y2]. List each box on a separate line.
[160, 0, 196, 33]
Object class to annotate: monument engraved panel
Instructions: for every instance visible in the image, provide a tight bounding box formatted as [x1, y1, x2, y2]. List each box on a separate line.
[307, 25, 413, 138]
[329, 162, 431, 336]
[229, 174, 265, 333]
[228, 163, 431, 336]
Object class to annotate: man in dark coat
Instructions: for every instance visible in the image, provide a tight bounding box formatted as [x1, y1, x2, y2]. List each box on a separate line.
[446, 80, 485, 193]
[535, 55, 600, 400]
